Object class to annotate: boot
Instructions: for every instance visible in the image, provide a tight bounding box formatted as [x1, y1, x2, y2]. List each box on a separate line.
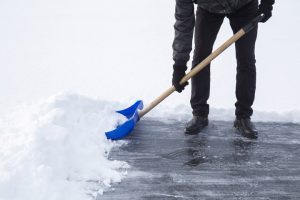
[234, 118, 258, 139]
[185, 116, 208, 135]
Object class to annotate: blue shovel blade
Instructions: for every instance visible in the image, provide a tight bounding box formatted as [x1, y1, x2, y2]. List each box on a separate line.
[105, 100, 144, 140]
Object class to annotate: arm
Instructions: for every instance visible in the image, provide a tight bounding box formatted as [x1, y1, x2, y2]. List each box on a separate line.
[172, 0, 195, 66]
[172, 0, 195, 92]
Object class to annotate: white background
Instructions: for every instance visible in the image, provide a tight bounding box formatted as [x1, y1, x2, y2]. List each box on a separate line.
[0, 0, 299, 115]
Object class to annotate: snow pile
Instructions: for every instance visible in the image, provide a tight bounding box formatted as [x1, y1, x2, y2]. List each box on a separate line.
[0, 93, 129, 200]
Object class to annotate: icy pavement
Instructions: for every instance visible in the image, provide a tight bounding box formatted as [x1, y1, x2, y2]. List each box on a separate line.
[101, 119, 300, 200]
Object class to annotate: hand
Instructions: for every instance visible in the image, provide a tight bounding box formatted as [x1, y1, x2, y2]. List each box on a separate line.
[258, 0, 275, 23]
[172, 64, 188, 93]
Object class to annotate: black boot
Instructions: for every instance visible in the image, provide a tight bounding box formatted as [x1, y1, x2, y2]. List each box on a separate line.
[185, 116, 208, 135]
[234, 118, 258, 139]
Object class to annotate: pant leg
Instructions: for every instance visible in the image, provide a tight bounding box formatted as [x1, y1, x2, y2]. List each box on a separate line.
[191, 7, 224, 117]
[227, 0, 259, 119]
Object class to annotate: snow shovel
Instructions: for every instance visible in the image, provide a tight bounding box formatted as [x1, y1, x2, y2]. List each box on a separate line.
[106, 15, 264, 140]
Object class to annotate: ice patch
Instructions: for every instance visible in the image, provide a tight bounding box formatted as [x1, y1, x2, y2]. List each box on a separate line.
[0, 93, 129, 200]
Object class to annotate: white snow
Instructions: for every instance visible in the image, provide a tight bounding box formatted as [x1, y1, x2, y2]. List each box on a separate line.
[0, 93, 129, 200]
[0, 0, 299, 115]
[148, 104, 300, 124]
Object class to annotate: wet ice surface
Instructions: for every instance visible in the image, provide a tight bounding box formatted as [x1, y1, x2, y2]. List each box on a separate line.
[100, 119, 300, 200]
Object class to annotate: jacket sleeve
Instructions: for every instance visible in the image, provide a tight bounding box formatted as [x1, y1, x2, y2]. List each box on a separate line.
[261, 0, 275, 5]
[172, 0, 195, 67]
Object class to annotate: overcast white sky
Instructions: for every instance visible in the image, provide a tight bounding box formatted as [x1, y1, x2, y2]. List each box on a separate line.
[0, 0, 299, 115]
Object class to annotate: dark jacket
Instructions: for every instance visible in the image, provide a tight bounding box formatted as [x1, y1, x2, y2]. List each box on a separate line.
[196, 0, 253, 14]
[172, 0, 253, 66]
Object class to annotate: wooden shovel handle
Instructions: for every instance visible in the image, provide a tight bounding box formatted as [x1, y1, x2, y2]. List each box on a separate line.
[139, 15, 263, 118]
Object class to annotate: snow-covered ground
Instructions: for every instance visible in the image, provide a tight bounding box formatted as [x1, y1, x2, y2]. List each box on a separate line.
[149, 104, 300, 124]
[0, 93, 129, 200]
[0, 0, 299, 115]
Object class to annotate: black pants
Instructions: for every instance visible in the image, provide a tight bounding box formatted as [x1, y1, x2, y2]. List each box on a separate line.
[191, 0, 258, 119]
